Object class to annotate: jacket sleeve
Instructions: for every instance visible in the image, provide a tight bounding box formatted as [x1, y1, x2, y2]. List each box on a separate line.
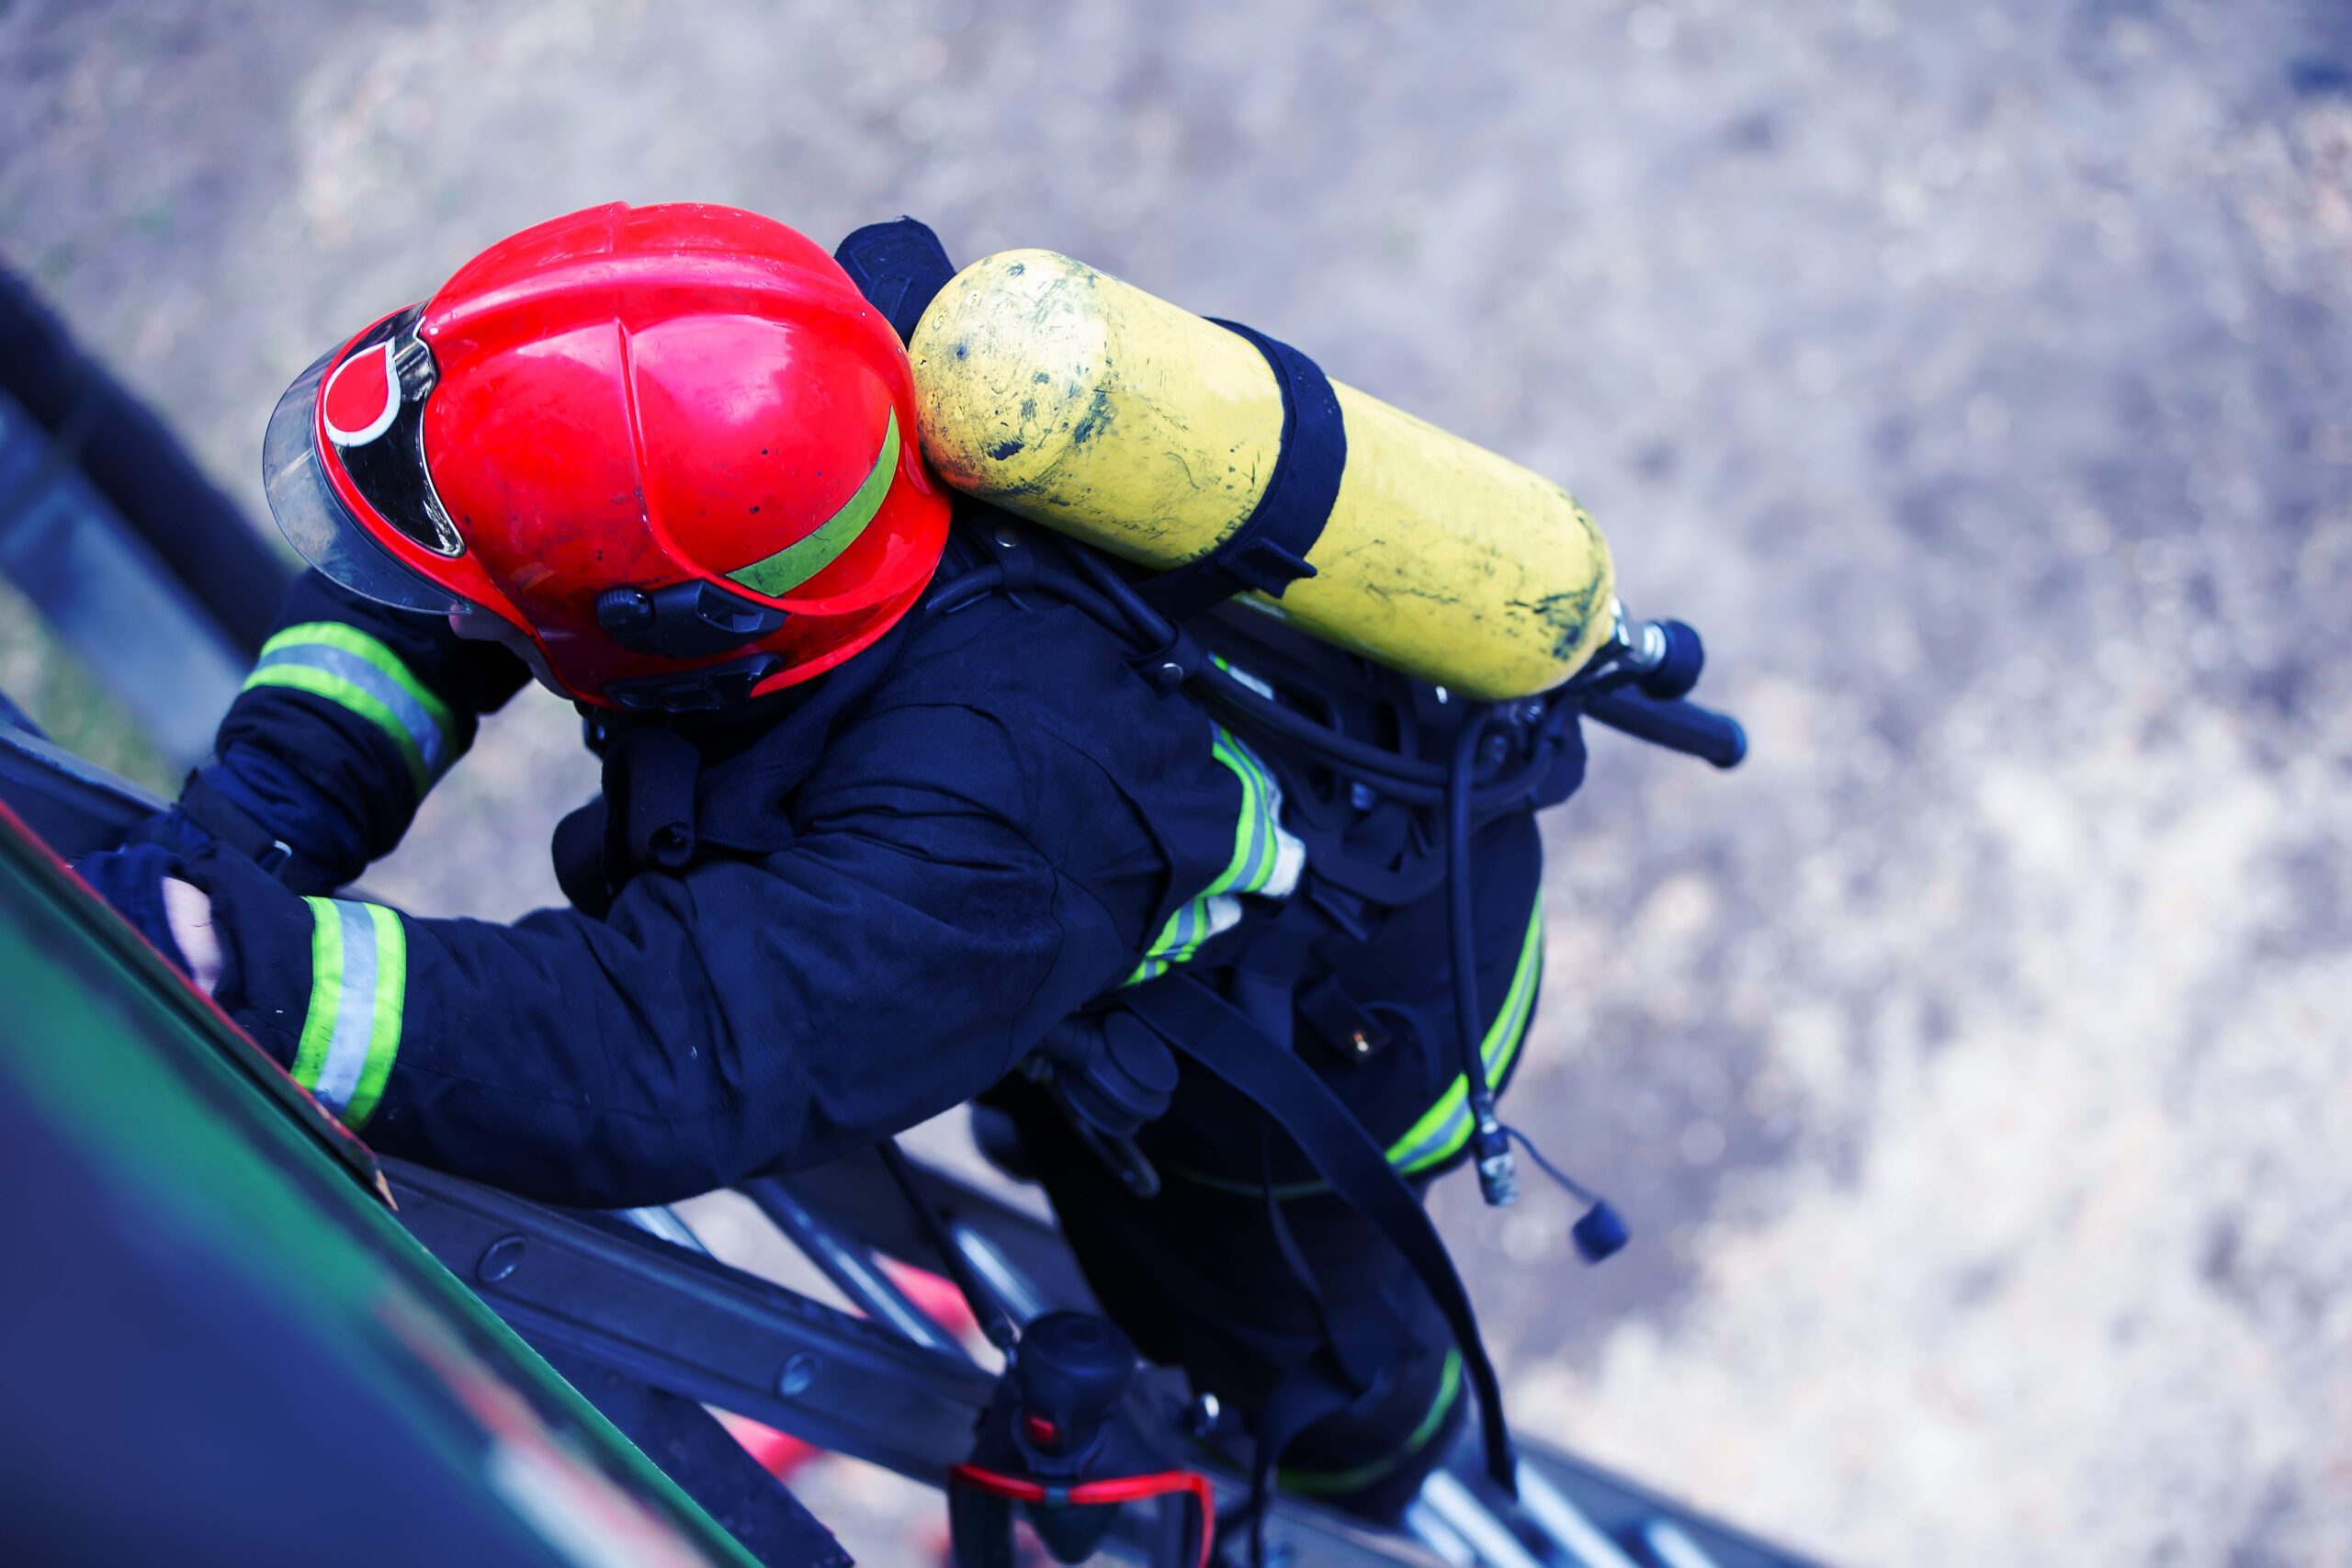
[189, 702, 1168, 1209]
[177, 570, 530, 890]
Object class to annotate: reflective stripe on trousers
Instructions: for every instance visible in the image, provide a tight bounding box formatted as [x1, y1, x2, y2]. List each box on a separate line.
[1382, 899, 1545, 1175]
[1277, 1348, 1463, 1498]
[242, 623, 456, 796]
[1169, 898, 1546, 1194]
[289, 897, 406, 1130]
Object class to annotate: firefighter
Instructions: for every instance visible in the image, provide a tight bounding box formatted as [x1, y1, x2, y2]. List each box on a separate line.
[76, 203, 1588, 1529]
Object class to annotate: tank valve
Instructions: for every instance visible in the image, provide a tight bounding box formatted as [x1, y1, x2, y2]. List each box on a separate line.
[1623, 616, 1706, 700]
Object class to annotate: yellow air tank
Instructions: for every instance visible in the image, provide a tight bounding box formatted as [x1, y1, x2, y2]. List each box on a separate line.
[907, 250, 1615, 701]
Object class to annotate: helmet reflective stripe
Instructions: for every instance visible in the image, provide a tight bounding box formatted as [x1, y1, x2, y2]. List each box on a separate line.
[243, 623, 456, 796]
[1382, 902, 1545, 1176]
[1124, 728, 1304, 986]
[727, 411, 901, 599]
[291, 897, 406, 1131]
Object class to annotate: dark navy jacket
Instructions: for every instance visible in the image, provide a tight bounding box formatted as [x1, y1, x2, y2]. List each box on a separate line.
[183, 525, 1569, 1211]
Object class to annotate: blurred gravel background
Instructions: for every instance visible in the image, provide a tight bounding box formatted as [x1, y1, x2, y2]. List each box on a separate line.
[7, 1, 2352, 1563]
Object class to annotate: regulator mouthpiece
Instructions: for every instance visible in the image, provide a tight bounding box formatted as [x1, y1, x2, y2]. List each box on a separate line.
[1571, 1201, 1630, 1264]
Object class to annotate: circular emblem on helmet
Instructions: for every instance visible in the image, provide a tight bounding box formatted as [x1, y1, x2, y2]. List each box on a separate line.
[322, 340, 401, 447]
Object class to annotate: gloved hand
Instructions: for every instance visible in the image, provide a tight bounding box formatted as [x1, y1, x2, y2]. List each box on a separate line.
[74, 842, 221, 994]
[121, 802, 218, 862]
[121, 747, 368, 897]
[1036, 1011, 1179, 1140]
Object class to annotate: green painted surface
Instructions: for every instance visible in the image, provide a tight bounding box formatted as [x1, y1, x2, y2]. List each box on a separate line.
[0, 818, 763, 1568]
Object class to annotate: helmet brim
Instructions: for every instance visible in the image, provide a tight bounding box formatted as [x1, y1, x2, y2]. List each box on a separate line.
[263, 349, 472, 615]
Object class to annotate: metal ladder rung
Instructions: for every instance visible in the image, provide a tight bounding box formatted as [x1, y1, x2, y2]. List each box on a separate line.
[1416, 1472, 1547, 1568]
[1639, 1518, 1726, 1568]
[616, 1204, 712, 1255]
[1403, 1497, 1480, 1568]
[1511, 1461, 1645, 1568]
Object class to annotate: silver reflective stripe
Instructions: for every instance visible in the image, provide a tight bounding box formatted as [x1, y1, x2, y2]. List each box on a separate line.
[1124, 727, 1303, 986]
[291, 896, 405, 1130]
[252, 641, 447, 779]
[309, 898, 381, 1115]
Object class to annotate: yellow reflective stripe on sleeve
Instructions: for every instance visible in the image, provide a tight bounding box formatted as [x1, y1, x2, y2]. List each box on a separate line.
[1124, 727, 1302, 987]
[1125, 894, 1243, 986]
[1207, 728, 1280, 896]
[243, 623, 456, 796]
[289, 897, 406, 1131]
[1383, 900, 1545, 1175]
[728, 411, 900, 598]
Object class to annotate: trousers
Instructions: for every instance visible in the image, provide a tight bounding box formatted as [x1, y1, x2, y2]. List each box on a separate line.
[998, 1078, 1468, 1524]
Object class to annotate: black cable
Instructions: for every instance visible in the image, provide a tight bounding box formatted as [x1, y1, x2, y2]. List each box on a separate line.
[1066, 531, 1486, 793]
[1066, 539, 1179, 649]
[1201, 663, 1450, 789]
[1068, 534, 1583, 817]
[1501, 1126, 1629, 1264]
[924, 554, 1143, 651]
[922, 564, 1004, 616]
[1197, 662, 1575, 814]
[1447, 708, 1518, 1206]
[1446, 712, 1487, 1098]
[987, 533, 1635, 812]
[1259, 1121, 1340, 1371]
[1022, 568, 1137, 637]
[1500, 1125, 1595, 1204]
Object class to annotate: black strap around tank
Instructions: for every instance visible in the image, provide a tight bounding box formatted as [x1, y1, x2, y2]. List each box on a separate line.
[834, 217, 959, 346]
[832, 220, 1346, 622]
[1135, 321, 1348, 625]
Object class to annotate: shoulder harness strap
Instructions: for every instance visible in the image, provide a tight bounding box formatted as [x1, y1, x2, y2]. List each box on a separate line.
[1118, 972, 1518, 1500]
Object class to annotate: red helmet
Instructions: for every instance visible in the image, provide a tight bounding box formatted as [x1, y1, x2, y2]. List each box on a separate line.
[264, 202, 950, 710]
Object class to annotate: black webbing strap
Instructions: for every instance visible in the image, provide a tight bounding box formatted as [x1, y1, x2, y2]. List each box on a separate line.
[1120, 974, 1516, 1495]
[833, 217, 958, 347]
[176, 769, 322, 892]
[1230, 1359, 1357, 1568]
[1136, 322, 1347, 625]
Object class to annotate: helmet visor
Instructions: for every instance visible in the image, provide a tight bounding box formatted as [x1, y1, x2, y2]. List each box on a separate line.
[263, 340, 472, 615]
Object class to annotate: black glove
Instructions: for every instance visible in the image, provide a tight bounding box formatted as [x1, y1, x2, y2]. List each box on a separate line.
[1036, 1011, 1179, 1140]
[121, 800, 216, 861]
[74, 841, 193, 976]
[123, 750, 358, 896]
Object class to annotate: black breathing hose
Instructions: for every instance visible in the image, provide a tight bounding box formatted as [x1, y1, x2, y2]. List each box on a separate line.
[1065, 539, 1572, 808]
[1447, 709, 1518, 1207]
